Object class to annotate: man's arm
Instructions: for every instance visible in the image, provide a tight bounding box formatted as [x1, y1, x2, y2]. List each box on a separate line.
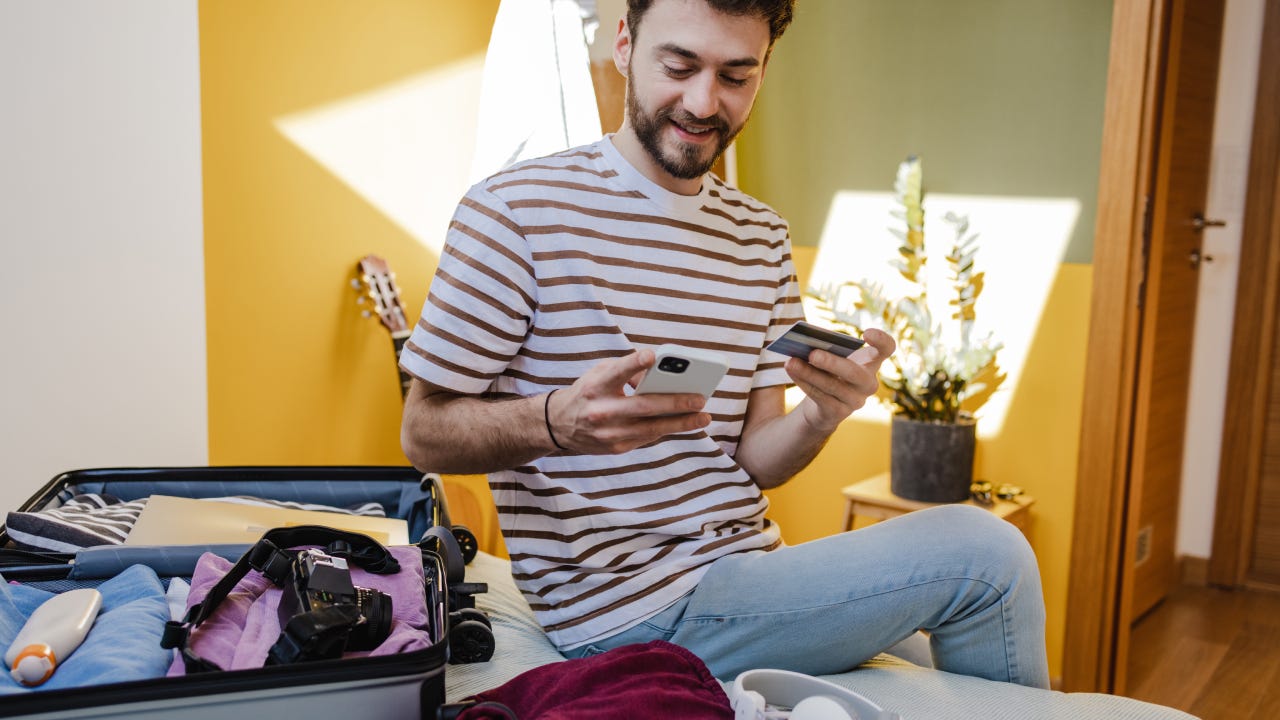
[400, 350, 713, 474]
[400, 380, 553, 475]
[735, 328, 894, 489]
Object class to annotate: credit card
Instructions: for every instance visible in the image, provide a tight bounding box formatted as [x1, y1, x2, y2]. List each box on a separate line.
[766, 321, 866, 359]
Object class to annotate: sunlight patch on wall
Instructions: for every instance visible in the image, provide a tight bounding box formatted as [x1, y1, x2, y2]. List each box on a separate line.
[275, 54, 486, 257]
[800, 190, 1080, 436]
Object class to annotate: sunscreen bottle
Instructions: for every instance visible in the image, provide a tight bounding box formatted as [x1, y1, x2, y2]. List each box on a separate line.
[4, 588, 102, 687]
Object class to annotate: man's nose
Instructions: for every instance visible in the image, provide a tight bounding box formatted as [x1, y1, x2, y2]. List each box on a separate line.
[682, 72, 720, 121]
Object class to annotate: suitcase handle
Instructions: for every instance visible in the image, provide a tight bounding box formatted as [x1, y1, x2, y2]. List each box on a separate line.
[417, 525, 465, 584]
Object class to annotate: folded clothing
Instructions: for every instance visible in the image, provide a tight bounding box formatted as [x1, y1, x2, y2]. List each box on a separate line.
[7, 494, 387, 553]
[0, 564, 173, 693]
[168, 545, 432, 674]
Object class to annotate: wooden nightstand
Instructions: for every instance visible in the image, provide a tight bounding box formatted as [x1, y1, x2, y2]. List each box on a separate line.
[841, 473, 1034, 536]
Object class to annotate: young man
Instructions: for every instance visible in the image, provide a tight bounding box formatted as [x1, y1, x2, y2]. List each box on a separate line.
[401, 0, 1049, 688]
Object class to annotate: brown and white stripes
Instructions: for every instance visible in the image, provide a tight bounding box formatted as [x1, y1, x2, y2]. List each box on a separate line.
[400, 137, 804, 650]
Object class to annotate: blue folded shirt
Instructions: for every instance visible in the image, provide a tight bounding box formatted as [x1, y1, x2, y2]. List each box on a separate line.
[0, 564, 171, 693]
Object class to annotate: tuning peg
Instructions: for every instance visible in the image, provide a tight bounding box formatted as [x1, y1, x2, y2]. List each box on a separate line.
[361, 310, 372, 319]
[350, 278, 362, 289]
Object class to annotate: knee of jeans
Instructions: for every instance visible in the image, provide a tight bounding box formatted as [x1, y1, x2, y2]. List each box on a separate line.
[934, 504, 1039, 576]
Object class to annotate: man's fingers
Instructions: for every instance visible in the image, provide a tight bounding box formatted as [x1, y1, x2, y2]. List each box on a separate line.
[630, 390, 707, 415]
[859, 328, 896, 363]
[789, 353, 879, 404]
[631, 412, 712, 443]
[590, 350, 656, 392]
[626, 369, 647, 389]
[576, 409, 710, 454]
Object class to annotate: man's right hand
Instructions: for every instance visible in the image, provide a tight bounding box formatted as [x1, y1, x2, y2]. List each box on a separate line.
[546, 349, 712, 455]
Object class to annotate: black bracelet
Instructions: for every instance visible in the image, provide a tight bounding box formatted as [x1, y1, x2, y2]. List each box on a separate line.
[544, 389, 566, 451]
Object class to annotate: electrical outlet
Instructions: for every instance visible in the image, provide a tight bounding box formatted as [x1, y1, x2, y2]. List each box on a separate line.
[1135, 525, 1153, 566]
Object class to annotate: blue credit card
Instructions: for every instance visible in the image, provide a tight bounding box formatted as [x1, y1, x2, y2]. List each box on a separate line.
[766, 321, 865, 359]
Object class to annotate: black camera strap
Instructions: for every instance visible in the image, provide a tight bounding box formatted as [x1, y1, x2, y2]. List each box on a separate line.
[161, 525, 401, 673]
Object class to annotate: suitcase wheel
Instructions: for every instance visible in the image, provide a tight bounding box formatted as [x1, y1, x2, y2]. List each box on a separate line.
[450, 607, 492, 630]
[451, 525, 479, 565]
[449, 619, 496, 664]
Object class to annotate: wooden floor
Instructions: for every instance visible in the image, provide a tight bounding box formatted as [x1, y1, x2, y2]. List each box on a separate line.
[1124, 584, 1280, 718]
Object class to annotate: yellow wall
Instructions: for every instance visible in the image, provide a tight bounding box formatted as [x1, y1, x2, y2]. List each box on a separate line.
[201, 0, 499, 465]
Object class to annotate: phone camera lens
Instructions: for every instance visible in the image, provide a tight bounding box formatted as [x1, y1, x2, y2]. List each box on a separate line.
[658, 357, 689, 373]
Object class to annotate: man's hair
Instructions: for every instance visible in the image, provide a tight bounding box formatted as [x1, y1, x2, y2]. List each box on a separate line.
[626, 0, 796, 48]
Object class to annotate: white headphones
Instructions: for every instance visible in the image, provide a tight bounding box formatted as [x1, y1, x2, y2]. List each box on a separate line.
[728, 669, 901, 720]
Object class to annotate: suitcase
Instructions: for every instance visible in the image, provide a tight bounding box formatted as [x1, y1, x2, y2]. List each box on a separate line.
[0, 465, 494, 720]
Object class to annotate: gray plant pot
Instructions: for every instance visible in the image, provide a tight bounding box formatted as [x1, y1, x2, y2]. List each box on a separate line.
[890, 415, 977, 503]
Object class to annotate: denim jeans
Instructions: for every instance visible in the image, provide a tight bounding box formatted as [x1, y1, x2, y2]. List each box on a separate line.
[563, 504, 1050, 689]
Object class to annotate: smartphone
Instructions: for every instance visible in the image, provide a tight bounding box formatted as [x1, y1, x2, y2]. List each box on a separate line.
[634, 344, 730, 398]
[766, 320, 865, 359]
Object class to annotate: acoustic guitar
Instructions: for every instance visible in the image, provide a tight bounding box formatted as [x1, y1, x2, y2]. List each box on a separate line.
[352, 254, 487, 563]
[353, 254, 413, 399]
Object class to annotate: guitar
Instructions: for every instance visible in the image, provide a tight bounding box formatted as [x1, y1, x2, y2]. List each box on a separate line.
[353, 254, 413, 399]
[353, 254, 488, 562]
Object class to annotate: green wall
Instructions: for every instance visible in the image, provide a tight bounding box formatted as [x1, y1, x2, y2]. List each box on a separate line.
[737, 0, 1112, 263]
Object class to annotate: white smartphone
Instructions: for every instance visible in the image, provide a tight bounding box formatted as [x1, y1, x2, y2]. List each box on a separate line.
[634, 344, 730, 398]
[766, 320, 865, 359]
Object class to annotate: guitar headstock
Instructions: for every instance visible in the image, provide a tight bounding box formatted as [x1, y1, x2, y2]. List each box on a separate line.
[354, 254, 410, 336]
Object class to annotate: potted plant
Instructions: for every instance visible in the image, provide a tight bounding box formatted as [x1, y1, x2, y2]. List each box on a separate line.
[808, 156, 1004, 502]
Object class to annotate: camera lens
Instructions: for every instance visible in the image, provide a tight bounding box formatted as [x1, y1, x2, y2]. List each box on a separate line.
[346, 587, 394, 651]
[658, 357, 689, 373]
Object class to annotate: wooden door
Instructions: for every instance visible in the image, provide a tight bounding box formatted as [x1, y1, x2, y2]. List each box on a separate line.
[1123, 0, 1226, 629]
[1067, 0, 1274, 692]
[1255, 331, 1280, 588]
[1210, 0, 1280, 592]
[1243, 27, 1280, 587]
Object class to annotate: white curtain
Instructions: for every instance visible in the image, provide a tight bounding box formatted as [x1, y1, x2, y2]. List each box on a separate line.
[469, 0, 603, 182]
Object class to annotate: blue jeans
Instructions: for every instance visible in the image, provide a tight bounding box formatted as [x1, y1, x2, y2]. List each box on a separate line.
[564, 504, 1050, 689]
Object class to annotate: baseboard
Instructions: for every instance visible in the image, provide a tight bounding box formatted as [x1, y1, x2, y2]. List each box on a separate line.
[1243, 578, 1280, 594]
[1179, 555, 1209, 586]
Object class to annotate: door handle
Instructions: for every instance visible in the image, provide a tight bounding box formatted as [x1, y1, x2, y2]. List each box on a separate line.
[1189, 248, 1214, 269]
[1191, 213, 1227, 232]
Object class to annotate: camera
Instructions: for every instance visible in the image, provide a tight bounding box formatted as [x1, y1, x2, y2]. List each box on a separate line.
[658, 356, 689, 373]
[274, 548, 394, 659]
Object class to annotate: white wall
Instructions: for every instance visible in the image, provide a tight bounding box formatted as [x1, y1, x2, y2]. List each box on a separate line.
[1178, 0, 1266, 558]
[0, 0, 207, 511]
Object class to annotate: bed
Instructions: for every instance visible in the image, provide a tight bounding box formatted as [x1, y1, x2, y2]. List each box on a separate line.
[445, 552, 1195, 719]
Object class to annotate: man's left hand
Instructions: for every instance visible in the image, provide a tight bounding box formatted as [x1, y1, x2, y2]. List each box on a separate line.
[784, 328, 895, 434]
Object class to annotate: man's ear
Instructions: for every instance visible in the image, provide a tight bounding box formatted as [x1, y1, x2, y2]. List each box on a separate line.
[612, 17, 632, 76]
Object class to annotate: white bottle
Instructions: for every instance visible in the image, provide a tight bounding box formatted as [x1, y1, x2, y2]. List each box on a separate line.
[4, 588, 102, 687]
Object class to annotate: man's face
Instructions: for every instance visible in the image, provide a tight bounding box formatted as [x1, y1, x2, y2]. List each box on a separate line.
[616, 0, 771, 183]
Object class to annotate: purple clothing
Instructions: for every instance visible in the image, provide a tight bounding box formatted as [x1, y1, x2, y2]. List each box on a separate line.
[168, 546, 430, 674]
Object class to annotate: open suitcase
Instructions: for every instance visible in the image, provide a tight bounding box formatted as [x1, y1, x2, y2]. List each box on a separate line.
[0, 466, 494, 720]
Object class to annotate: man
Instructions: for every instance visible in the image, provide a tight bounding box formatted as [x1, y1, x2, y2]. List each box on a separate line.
[401, 0, 1049, 688]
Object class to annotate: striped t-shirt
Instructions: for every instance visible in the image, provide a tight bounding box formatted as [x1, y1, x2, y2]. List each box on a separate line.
[399, 136, 805, 650]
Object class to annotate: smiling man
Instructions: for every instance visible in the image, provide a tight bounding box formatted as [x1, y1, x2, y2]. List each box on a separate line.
[399, 0, 1050, 688]
[613, 0, 766, 188]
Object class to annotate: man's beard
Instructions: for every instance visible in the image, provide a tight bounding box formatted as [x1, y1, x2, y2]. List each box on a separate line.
[626, 69, 741, 180]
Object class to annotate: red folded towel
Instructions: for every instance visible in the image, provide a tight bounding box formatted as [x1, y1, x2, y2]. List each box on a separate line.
[458, 640, 732, 719]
